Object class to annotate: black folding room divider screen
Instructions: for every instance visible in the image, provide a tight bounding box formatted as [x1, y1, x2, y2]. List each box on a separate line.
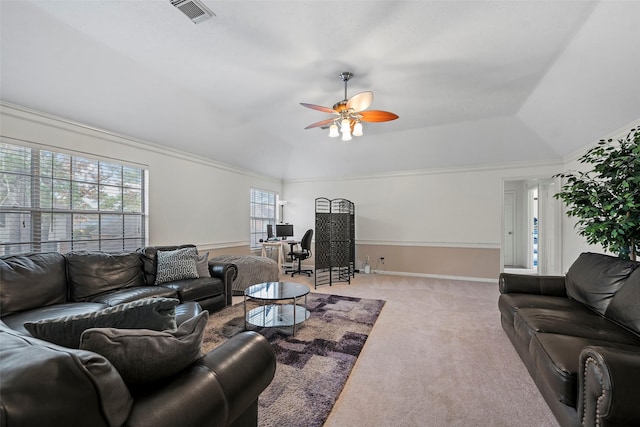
[314, 198, 355, 288]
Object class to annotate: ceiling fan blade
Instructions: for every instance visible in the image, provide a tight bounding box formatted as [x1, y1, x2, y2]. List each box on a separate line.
[300, 103, 338, 114]
[346, 91, 373, 112]
[305, 118, 335, 129]
[359, 110, 399, 122]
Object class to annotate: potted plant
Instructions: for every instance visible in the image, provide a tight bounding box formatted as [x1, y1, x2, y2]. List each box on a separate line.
[553, 127, 639, 261]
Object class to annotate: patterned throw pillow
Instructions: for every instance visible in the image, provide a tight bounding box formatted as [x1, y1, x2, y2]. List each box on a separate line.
[155, 248, 199, 285]
[24, 298, 179, 348]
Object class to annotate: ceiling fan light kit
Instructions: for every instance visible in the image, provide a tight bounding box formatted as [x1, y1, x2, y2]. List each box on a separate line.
[301, 72, 399, 142]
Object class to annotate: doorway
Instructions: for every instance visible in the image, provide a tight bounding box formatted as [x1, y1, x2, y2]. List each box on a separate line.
[503, 179, 562, 275]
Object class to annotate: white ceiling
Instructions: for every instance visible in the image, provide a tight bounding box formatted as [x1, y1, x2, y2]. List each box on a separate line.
[1, 0, 639, 180]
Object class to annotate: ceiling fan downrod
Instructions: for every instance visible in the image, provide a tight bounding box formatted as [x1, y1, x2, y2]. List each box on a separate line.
[339, 72, 353, 101]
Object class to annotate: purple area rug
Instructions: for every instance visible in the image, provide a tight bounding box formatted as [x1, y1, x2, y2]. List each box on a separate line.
[202, 292, 385, 427]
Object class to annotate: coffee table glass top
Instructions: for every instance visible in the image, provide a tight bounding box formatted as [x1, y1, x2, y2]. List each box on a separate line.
[244, 282, 310, 300]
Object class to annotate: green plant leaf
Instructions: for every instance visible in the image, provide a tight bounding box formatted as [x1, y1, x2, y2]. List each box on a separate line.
[553, 127, 640, 260]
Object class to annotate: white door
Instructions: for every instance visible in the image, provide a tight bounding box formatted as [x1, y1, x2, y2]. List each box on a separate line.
[503, 191, 516, 266]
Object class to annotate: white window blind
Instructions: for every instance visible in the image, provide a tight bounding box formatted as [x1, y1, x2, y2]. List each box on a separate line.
[250, 188, 276, 249]
[0, 142, 147, 255]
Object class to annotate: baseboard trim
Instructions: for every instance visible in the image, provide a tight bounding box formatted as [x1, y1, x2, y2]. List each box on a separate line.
[368, 269, 498, 283]
[257, 261, 498, 284]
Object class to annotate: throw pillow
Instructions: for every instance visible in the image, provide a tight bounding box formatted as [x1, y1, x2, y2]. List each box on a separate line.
[24, 298, 179, 349]
[196, 251, 211, 278]
[79, 310, 209, 386]
[155, 247, 199, 285]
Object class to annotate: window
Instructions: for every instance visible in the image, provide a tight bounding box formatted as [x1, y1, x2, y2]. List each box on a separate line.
[0, 142, 147, 255]
[250, 188, 276, 249]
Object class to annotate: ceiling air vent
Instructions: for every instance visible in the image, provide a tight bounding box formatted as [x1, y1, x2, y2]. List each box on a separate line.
[171, 0, 215, 24]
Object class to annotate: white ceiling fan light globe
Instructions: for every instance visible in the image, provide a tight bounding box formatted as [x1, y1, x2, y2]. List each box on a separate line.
[328, 124, 339, 137]
[341, 132, 352, 142]
[353, 122, 363, 136]
[340, 118, 350, 133]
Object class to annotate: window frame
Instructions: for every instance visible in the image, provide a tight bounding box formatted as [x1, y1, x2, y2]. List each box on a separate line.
[249, 187, 277, 249]
[0, 141, 148, 255]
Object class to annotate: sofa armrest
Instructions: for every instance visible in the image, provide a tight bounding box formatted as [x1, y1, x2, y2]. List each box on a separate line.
[208, 262, 238, 306]
[126, 331, 275, 427]
[579, 345, 640, 427]
[197, 331, 276, 423]
[498, 273, 567, 296]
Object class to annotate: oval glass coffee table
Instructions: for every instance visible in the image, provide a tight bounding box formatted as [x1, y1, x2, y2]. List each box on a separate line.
[244, 282, 310, 336]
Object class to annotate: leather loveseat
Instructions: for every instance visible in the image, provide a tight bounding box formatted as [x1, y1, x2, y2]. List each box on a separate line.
[0, 245, 237, 333]
[499, 252, 640, 427]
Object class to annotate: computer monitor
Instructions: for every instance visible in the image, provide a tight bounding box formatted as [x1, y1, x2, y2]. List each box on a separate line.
[266, 224, 274, 239]
[275, 224, 293, 239]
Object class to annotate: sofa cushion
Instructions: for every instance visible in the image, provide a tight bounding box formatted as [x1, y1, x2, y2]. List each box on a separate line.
[155, 247, 199, 285]
[566, 252, 638, 315]
[498, 293, 587, 330]
[160, 277, 225, 302]
[24, 298, 179, 348]
[87, 286, 178, 306]
[606, 266, 640, 335]
[66, 251, 146, 302]
[1, 302, 107, 336]
[80, 310, 208, 387]
[0, 323, 133, 427]
[0, 252, 67, 316]
[514, 307, 640, 347]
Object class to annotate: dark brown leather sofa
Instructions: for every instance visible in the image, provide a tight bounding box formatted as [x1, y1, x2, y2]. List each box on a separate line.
[499, 252, 640, 427]
[0, 247, 275, 427]
[0, 245, 236, 333]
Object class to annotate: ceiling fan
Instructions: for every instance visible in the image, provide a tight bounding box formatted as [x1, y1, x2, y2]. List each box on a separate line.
[301, 72, 399, 141]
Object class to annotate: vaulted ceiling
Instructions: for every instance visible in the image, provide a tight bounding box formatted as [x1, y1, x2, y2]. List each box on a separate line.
[1, 1, 638, 180]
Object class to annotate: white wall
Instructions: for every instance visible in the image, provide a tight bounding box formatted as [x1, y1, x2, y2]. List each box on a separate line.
[283, 162, 563, 257]
[0, 103, 282, 250]
[284, 119, 639, 276]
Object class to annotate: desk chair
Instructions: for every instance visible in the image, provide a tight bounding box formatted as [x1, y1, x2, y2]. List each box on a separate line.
[288, 229, 313, 277]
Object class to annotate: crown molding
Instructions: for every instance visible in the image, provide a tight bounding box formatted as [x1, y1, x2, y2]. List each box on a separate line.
[0, 101, 282, 184]
[562, 118, 640, 165]
[285, 158, 564, 185]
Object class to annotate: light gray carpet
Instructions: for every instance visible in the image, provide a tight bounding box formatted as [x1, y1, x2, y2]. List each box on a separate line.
[272, 274, 560, 427]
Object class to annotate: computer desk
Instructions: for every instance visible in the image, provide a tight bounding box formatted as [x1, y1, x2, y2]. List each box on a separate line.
[261, 240, 299, 270]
